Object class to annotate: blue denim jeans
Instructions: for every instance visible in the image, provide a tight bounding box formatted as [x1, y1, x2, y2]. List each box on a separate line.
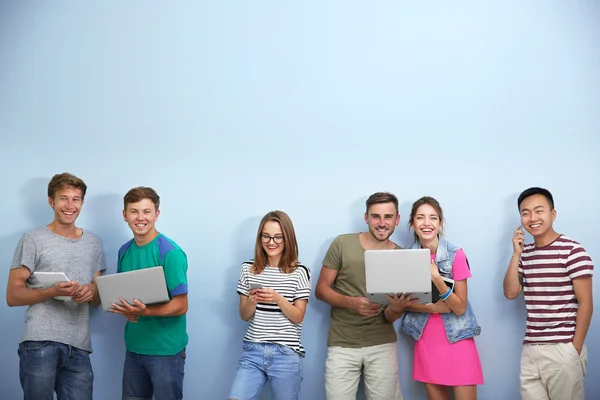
[122, 349, 186, 400]
[18, 340, 93, 400]
[229, 341, 303, 400]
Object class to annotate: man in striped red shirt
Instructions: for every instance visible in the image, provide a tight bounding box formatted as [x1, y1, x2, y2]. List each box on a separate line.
[503, 187, 593, 400]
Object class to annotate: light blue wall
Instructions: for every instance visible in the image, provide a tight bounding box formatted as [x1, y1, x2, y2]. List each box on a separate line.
[1, 1, 599, 399]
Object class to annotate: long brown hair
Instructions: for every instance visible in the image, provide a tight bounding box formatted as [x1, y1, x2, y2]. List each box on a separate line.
[409, 196, 444, 243]
[251, 210, 299, 274]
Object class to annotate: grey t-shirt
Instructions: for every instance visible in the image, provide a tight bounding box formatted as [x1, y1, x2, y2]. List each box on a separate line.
[11, 227, 106, 352]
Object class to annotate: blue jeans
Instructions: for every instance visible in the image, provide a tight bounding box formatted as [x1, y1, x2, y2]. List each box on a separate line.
[122, 349, 186, 400]
[18, 340, 93, 400]
[229, 341, 303, 400]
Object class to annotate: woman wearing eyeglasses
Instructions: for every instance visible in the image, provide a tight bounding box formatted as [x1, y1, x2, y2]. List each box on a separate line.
[228, 210, 311, 400]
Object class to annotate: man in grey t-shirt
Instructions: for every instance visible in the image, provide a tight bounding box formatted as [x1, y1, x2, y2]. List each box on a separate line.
[6, 173, 106, 400]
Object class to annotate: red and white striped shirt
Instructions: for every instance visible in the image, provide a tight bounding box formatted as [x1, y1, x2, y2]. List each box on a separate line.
[519, 235, 593, 344]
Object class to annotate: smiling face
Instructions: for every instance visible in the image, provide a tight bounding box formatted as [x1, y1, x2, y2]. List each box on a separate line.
[364, 202, 400, 242]
[411, 203, 443, 242]
[519, 194, 556, 238]
[260, 220, 285, 266]
[48, 187, 84, 226]
[123, 198, 160, 244]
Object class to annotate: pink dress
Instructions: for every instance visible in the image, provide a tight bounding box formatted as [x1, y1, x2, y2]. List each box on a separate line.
[413, 249, 484, 386]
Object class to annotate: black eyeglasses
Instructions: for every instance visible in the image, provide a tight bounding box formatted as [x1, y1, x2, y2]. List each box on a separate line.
[261, 234, 284, 244]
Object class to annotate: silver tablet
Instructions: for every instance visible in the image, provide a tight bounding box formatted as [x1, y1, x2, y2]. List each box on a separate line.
[31, 271, 71, 301]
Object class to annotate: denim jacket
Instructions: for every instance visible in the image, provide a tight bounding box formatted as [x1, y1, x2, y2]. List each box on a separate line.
[400, 235, 481, 344]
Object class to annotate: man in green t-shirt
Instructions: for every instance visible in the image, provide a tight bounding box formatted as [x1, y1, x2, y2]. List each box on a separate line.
[315, 192, 417, 400]
[109, 187, 188, 400]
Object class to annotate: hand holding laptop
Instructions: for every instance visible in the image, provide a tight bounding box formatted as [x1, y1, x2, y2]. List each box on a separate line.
[386, 292, 419, 314]
[350, 297, 381, 316]
[109, 298, 148, 322]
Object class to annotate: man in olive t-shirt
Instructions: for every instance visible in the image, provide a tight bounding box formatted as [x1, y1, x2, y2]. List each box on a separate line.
[315, 192, 417, 400]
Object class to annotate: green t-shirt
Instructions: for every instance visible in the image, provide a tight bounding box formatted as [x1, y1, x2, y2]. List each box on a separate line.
[117, 233, 188, 355]
[322, 233, 400, 348]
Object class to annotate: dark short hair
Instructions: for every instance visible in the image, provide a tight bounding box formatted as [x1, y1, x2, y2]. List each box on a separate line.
[365, 192, 399, 214]
[47, 173, 87, 200]
[123, 187, 160, 210]
[517, 187, 554, 210]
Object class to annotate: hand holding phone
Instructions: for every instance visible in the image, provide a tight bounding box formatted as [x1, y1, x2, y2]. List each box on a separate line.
[246, 283, 262, 305]
[513, 225, 525, 256]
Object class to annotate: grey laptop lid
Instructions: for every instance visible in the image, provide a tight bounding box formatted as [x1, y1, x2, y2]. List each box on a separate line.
[96, 266, 170, 311]
[364, 248, 432, 304]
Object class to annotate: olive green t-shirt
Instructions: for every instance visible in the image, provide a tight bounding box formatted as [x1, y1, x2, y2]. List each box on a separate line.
[323, 233, 401, 348]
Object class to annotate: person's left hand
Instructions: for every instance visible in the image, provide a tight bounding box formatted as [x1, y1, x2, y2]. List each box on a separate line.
[71, 284, 95, 303]
[386, 292, 419, 314]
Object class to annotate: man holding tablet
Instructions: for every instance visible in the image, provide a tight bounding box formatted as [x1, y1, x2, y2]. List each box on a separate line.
[6, 172, 106, 400]
[109, 187, 188, 400]
[315, 192, 418, 400]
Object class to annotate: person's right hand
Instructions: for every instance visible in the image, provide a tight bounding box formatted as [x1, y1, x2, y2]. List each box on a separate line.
[51, 281, 79, 297]
[126, 315, 140, 323]
[248, 289, 260, 304]
[513, 226, 525, 256]
[350, 297, 381, 317]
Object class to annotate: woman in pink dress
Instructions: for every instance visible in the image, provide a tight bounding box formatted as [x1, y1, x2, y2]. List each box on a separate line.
[400, 196, 483, 400]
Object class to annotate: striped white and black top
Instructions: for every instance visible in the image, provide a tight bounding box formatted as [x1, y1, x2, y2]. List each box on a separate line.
[237, 260, 312, 355]
[519, 235, 594, 344]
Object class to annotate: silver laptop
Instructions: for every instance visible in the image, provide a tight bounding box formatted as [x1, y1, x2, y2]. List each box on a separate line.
[365, 248, 432, 304]
[96, 266, 170, 311]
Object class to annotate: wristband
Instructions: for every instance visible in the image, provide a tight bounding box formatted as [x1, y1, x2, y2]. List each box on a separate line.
[440, 287, 453, 301]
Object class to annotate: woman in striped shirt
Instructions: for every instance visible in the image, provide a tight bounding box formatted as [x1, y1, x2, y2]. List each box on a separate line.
[228, 210, 311, 400]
